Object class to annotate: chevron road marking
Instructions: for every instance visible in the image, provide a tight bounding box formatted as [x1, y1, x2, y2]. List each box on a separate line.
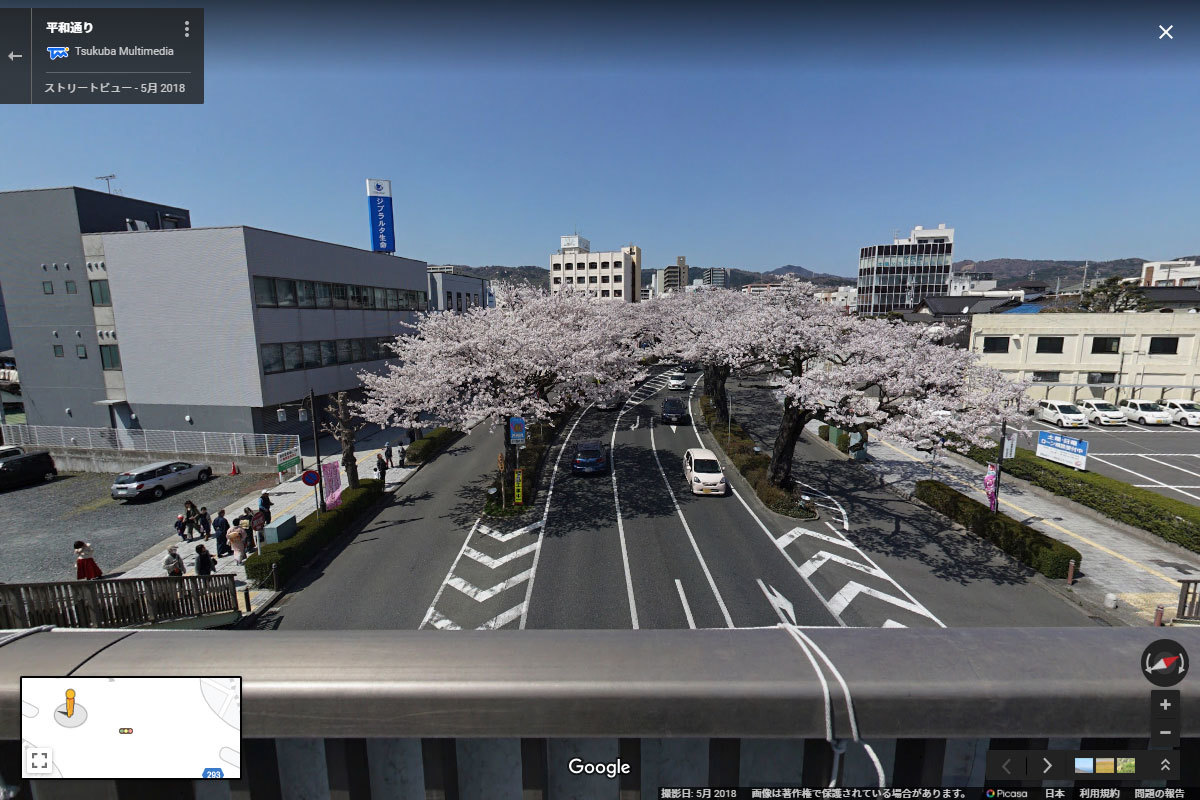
[426, 610, 462, 630]
[776, 526, 844, 549]
[478, 519, 543, 543]
[799, 550, 886, 581]
[480, 604, 525, 630]
[447, 569, 533, 603]
[462, 542, 539, 570]
[882, 619, 907, 628]
[828, 581, 939, 619]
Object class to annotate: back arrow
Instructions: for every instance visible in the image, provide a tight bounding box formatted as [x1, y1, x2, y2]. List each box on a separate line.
[8, 52, 23, 61]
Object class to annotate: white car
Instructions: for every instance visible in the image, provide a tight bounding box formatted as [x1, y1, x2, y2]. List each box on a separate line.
[667, 373, 688, 391]
[684, 448, 728, 496]
[1118, 399, 1173, 425]
[1164, 400, 1200, 426]
[1036, 400, 1087, 429]
[1077, 400, 1126, 426]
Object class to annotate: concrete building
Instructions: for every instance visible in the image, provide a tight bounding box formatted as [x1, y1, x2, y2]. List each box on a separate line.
[549, 235, 641, 302]
[0, 187, 428, 438]
[814, 285, 858, 310]
[856, 224, 955, 314]
[659, 257, 688, 294]
[970, 312, 1200, 402]
[1140, 260, 1200, 287]
[740, 283, 789, 296]
[702, 267, 728, 288]
[426, 266, 491, 313]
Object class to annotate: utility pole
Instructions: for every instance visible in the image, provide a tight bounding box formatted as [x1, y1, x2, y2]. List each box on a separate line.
[993, 419, 1008, 513]
[95, 174, 116, 193]
[1081, 260, 1089, 293]
[1055, 276, 1062, 308]
[309, 388, 326, 512]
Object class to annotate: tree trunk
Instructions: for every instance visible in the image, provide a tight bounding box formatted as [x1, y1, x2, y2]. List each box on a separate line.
[341, 444, 360, 489]
[767, 401, 810, 488]
[704, 365, 731, 422]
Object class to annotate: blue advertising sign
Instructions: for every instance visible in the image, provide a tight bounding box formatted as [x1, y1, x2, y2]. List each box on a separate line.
[509, 416, 526, 445]
[366, 179, 395, 253]
[1035, 430, 1088, 470]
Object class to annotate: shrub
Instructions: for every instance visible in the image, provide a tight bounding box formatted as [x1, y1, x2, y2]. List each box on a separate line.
[818, 424, 830, 441]
[964, 445, 1200, 555]
[835, 431, 851, 453]
[244, 479, 384, 587]
[915, 479, 1081, 579]
[406, 427, 463, 463]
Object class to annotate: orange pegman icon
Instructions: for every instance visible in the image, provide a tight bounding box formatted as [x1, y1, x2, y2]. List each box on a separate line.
[65, 689, 75, 718]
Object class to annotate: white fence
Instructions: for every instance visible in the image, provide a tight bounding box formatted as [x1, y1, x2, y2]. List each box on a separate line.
[0, 424, 299, 459]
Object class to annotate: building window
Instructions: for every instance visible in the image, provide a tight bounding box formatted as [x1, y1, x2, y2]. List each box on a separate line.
[565, 263, 573, 270]
[1035, 336, 1064, 354]
[601, 275, 610, 283]
[601, 261, 609, 268]
[386, 288, 399, 311]
[601, 290, 610, 297]
[254, 277, 277, 307]
[76, 345, 87, 359]
[89, 279, 111, 306]
[589, 262, 597, 269]
[320, 340, 338, 366]
[565, 277, 573, 284]
[360, 286, 375, 310]
[348, 285, 365, 310]
[42, 281, 53, 295]
[1091, 336, 1120, 354]
[52, 345, 64, 357]
[614, 290, 623, 298]
[456, 293, 463, 313]
[331, 283, 348, 309]
[446, 291, 453, 309]
[1087, 372, 1116, 384]
[260, 344, 284, 374]
[296, 280, 316, 309]
[99, 344, 121, 370]
[300, 342, 319, 369]
[274, 279, 297, 307]
[1148, 336, 1179, 355]
[474, 294, 480, 306]
[553, 277, 562, 285]
[65, 280, 77, 294]
[315, 282, 333, 308]
[1031, 371, 1059, 383]
[981, 336, 1009, 353]
[374, 287, 387, 310]
[336, 339, 352, 363]
[351, 339, 364, 362]
[589, 275, 598, 283]
[283, 343, 303, 371]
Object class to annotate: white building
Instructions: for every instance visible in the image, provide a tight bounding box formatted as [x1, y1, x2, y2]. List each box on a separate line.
[814, 286, 858, 309]
[549, 235, 641, 302]
[740, 282, 789, 296]
[1140, 260, 1200, 287]
[702, 267, 728, 288]
[427, 266, 491, 313]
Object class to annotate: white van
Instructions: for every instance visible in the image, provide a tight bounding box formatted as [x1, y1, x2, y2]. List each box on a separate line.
[1077, 400, 1126, 426]
[1036, 400, 1087, 429]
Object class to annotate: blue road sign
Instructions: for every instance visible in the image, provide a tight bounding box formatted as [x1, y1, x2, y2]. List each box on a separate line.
[509, 417, 526, 445]
[301, 469, 320, 486]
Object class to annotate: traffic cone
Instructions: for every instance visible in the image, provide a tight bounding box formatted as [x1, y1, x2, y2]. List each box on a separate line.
[230, 461, 240, 475]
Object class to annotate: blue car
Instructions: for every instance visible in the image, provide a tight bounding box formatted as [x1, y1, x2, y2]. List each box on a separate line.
[571, 441, 608, 474]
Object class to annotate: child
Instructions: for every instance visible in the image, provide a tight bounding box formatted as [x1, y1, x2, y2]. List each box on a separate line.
[74, 541, 102, 581]
[174, 514, 186, 541]
[198, 506, 212, 541]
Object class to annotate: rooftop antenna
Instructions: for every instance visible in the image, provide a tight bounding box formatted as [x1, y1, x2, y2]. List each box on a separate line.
[892, 227, 900, 242]
[95, 174, 116, 194]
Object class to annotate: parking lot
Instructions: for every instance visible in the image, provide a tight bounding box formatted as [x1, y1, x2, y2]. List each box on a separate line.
[1019, 418, 1200, 505]
[0, 467, 276, 584]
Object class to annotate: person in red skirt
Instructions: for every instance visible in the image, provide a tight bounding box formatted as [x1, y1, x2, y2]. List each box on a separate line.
[73, 540, 103, 580]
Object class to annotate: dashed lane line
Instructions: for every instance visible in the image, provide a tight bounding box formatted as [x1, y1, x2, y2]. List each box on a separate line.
[675, 579, 697, 629]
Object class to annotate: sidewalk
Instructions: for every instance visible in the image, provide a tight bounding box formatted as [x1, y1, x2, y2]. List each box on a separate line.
[111, 427, 422, 617]
[852, 422, 1200, 625]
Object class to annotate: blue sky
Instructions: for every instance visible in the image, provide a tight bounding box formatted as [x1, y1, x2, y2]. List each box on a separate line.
[2, 1, 1198, 275]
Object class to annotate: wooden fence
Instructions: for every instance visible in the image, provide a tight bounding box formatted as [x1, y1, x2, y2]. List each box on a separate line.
[0, 574, 238, 629]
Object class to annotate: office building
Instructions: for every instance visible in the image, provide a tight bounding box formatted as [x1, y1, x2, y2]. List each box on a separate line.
[659, 256, 688, 295]
[427, 266, 491, 313]
[0, 187, 428, 438]
[549, 235, 641, 302]
[856, 224, 955, 314]
[1140, 260, 1200, 287]
[740, 283, 789, 296]
[702, 267, 728, 288]
[814, 286, 858, 310]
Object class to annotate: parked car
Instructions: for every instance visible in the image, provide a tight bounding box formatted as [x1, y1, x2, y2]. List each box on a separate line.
[1036, 400, 1088, 428]
[0, 445, 25, 460]
[1118, 399, 1173, 426]
[111, 460, 213, 501]
[570, 441, 608, 475]
[1164, 400, 1200, 426]
[683, 448, 728, 496]
[0, 450, 56, 490]
[661, 397, 688, 424]
[1077, 400, 1126, 426]
[667, 373, 688, 391]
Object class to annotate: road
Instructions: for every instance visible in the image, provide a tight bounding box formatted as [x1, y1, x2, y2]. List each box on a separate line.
[269, 372, 1098, 630]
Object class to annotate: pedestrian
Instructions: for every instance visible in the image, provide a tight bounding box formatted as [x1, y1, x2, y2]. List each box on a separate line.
[375, 452, 386, 480]
[212, 509, 231, 557]
[227, 522, 247, 566]
[384, 442, 394, 469]
[397, 444, 406, 468]
[182, 499, 201, 541]
[162, 545, 185, 577]
[174, 514, 187, 541]
[241, 506, 258, 552]
[194, 544, 216, 576]
[73, 540, 102, 581]
[258, 490, 273, 525]
[198, 506, 212, 541]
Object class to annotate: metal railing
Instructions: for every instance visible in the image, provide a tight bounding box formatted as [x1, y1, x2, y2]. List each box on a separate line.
[0, 423, 298, 458]
[0, 575, 238, 628]
[1179, 580, 1200, 622]
[0, 627, 1197, 798]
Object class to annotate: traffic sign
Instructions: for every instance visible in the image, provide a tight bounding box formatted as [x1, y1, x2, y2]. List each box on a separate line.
[301, 470, 320, 486]
[509, 416, 526, 445]
[251, 511, 266, 531]
[1002, 432, 1018, 460]
[514, 468, 524, 505]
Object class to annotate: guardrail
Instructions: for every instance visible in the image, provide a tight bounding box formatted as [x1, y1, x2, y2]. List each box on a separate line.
[0, 575, 238, 628]
[0, 627, 1197, 797]
[1179, 580, 1200, 622]
[0, 423, 298, 458]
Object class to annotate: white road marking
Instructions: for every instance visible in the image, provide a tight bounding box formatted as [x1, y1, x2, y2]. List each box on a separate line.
[757, 579, 797, 625]
[827, 581, 939, 618]
[1136, 453, 1200, 480]
[1095, 453, 1200, 457]
[1088, 456, 1200, 502]
[675, 579, 697, 629]
[426, 610, 462, 630]
[631, 416, 639, 430]
[481, 604, 525, 630]
[520, 405, 594, 629]
[1135, 484, 1200, 489]
[462, 542, 539, 569]
[796, 479, 849, 531]
[775, 527, 810, 549]
[650, 419, 735, 628]
[447, 569, 533, 603]
[799, 550, 885, 581]
[882, 619, 907, 628]
[419, 518, 481, 629]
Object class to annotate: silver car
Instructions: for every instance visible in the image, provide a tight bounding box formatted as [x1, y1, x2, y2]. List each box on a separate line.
[111, 460, 213, 501]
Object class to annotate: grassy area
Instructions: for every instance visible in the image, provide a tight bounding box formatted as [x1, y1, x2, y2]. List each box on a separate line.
[405, 427, 464, 463]
[965, 443, 1200, 556]
[244, 478, 384, 587]
[483, 412, 568, 517]
[915, 479, 1081, 579]
[699, 396, 817, 519]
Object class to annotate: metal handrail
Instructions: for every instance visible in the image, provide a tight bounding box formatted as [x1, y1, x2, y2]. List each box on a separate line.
[2, 627, 1197, 740]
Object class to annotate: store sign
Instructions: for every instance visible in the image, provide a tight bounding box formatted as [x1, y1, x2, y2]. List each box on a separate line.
[1035, 431, 1087, 470]
[366, 178, 395, 253]
[514, 468, 524, 505]
[275, 446, 301, 472]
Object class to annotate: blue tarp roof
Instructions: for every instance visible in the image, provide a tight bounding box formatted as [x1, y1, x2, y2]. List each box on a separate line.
[1003, 303, 1045, 314]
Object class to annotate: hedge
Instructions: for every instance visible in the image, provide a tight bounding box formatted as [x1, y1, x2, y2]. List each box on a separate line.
[699, 396, 816, 519]
[406, 427, 463, 463]
[835, 431, 851, 454]
[818, 424, 830, 441]
[966, 444, 1200, 555]
[915, 479, 1081, 579]
[244, 478, 384, 587]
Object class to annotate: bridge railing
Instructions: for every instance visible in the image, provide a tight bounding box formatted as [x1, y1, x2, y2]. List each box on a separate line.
[0, 574, 238, 629]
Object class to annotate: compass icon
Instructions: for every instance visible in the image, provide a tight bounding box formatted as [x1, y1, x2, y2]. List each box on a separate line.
[1142, 639, 1189, 687]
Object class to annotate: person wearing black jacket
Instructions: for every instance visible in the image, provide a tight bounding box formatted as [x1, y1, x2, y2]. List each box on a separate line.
[194, 544, 216, 576]
[212, 509, 232, 557]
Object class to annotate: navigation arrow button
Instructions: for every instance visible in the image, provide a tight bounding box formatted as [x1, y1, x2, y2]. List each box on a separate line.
[1043, 757, 1052, 775]
[7, 51, 22, 61]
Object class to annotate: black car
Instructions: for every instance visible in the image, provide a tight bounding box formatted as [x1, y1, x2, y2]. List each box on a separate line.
[678, 361, 699, 373]
[571, 441, 608, 474]
[661, 398, 688, 424]
[0, 450, 57, 490]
